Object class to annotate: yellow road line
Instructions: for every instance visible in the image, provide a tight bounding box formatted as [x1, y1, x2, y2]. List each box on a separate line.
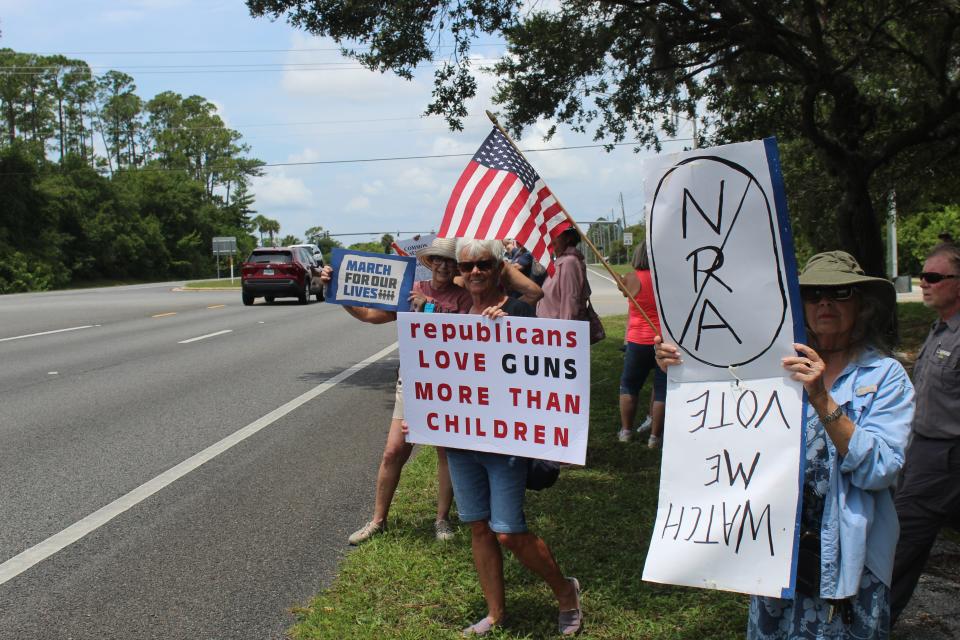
[152, 312, 177, 318]
[207, 304, 225, 309]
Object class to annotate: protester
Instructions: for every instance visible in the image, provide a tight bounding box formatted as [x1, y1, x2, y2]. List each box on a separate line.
[656, 250, 913, 639]
[443, 238, 581, 637]
[537, 225, 590, 321]
[890, 242, 960, 625]
[321, 238, 471, 545]
[503, 237, 533, 280]
[457, 243, 543, 305]
[618, 243, 666, 446]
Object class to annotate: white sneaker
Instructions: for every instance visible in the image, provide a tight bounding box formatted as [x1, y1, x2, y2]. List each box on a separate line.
[636, 415, 653, 436]
[348, 520, 385, 545]
[647, 434, 662, 449]
[435, 519, 455, 541]
[617, 429, 632, 442]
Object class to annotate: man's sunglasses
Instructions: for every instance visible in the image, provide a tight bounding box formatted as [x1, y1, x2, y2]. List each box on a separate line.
[801, 286, 856, 303]
[458, 259, 497, 273]
[919, 272, 959, 284]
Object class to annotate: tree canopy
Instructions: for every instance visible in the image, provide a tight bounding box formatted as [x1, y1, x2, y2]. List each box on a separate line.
[0, 48, 265, 291]
[246, 0, 960, 275]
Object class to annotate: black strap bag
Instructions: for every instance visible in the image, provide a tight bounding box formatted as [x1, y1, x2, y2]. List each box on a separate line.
[526, 458, 561, 490]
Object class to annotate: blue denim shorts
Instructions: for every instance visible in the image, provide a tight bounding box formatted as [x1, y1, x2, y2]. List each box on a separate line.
[620, 342, 667, 402]
[446, 449, 528, 533]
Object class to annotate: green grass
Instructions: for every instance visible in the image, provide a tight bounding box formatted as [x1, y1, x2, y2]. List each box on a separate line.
[289, 303, 938, 639]
[182, 278, 241, 289]
[290, 316, 746, 639]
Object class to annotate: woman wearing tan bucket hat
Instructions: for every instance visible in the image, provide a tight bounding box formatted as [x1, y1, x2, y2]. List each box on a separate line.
[321, 237, 471, 544]
[656, 251, 914, 639]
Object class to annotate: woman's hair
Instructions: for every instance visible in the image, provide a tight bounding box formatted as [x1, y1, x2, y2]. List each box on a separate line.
[455, 238, 505, 262]
[806, 286, 896, 355]
[632, 242, 649, 270]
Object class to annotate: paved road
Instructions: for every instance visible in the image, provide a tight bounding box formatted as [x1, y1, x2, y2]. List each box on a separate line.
[0, 284, 399, 639]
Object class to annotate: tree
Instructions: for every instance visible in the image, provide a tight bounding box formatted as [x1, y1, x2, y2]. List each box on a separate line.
[380, 233, 395, 253]
[349, 240, 385, 254]
[96, 70, 142, 170]
[246, 0, 960, 276]
[280, 234, 301, 246]
[143, 91, 263, 198]
[260, 217, 280, 246]
[253, 214, 270, 246]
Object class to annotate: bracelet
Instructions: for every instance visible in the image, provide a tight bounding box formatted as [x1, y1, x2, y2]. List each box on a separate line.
[820, 404, 844, 425]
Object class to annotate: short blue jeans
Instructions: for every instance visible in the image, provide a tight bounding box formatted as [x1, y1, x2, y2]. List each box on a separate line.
[620, 342, 667, 402]
[446, 449, 528, 533]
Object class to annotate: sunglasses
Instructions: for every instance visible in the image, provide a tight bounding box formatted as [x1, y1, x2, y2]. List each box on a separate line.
[801, 286, 856, 303]
[919, 272, 959, 284]
[427, 255, 456, 266]
[457, 259, 497, 273]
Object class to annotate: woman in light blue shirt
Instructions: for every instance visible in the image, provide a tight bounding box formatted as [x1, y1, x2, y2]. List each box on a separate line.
[657, 251, 914, 639]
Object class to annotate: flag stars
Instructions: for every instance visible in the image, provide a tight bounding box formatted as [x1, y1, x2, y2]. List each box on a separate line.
[474, 129, 540, 191]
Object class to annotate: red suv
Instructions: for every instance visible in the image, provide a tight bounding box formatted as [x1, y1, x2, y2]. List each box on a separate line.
[241, 247, 324, 305]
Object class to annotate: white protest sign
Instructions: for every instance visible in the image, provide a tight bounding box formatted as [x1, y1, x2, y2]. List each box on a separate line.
[394, 234, 437, 282]
[642, 139, 806, 598]
[397, 313, 590, 464]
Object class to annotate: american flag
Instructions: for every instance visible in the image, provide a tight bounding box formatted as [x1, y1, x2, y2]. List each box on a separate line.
[440, 127, 569, 272]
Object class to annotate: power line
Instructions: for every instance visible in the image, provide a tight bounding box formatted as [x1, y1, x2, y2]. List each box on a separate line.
[0, 139, 680, 177]
[33, 44, 507, 55]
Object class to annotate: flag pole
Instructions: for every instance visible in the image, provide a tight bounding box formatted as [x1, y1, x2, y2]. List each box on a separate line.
[484, 110, 659, 336]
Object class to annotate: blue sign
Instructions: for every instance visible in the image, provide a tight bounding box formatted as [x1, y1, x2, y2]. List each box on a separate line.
[326, 248, 417, 312]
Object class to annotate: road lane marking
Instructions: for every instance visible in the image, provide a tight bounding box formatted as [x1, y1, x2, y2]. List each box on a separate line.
[587, 266, 618, 284]
[152, 312, 177, 318]
[0, 325, 95, 343]
[207, 304, 225, 309]
[178, 329, 233, 344]
[0, 341, 399, 587]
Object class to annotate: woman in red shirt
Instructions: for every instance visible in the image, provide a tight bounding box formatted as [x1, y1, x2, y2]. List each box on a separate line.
[619, 242, 666, 447]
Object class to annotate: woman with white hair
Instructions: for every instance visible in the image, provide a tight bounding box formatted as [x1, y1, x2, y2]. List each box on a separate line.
[443, 238, 582, 637]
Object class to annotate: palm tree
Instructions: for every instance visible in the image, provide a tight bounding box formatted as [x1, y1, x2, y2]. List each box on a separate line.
[262, 218, 281, 247]
[252, 215, 269, 246]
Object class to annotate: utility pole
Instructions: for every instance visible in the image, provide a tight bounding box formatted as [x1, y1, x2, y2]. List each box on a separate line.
[619, 192, 627, 229]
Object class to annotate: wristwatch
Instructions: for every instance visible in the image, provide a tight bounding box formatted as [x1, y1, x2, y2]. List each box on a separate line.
[820, 404, 844, 425]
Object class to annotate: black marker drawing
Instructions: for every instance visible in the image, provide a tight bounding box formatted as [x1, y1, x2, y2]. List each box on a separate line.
[649, 156, 788, 368]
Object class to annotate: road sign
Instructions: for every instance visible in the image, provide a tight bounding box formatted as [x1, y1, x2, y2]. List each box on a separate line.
[623, 232, 634, 246]
[212, 236, 237, 255]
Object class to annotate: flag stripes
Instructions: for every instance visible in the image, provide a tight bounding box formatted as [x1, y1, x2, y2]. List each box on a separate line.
[440, 127, 569, 271]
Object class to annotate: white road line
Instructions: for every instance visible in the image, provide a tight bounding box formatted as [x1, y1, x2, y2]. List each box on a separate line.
[0, 325, 95, 343]
[0, 342, 399, 587]
[587, 266, 617, 284]
[178, 329, 233, 344]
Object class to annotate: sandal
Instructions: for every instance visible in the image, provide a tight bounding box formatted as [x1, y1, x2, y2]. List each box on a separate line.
[558, 577, 582, 636]
[462, 616, 501, 636]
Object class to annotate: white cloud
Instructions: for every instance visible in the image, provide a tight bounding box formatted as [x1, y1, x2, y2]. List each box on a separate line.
[288, 148, 322, 164]
[345, 196, 371, 211]
[393, 167, 437, 191]
[250, 172, 314, 209]
[281, 33, 429, 101]
[362, 180, 385, 195]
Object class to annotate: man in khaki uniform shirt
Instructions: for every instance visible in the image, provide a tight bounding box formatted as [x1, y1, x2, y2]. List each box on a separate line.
[891, 242, 960, 625]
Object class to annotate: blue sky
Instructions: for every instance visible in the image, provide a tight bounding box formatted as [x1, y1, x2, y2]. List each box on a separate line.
[1, 0, 695, 246]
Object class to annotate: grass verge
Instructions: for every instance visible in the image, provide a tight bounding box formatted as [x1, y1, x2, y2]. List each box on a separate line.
[289, 304, 936, 640]
[182, 278, 241, 289]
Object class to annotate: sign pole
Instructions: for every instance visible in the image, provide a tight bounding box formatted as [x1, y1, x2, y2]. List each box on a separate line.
[484, 110, 658, 335]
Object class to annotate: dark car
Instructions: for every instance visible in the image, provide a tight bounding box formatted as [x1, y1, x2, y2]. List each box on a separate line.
[241, 247, 324, 305]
